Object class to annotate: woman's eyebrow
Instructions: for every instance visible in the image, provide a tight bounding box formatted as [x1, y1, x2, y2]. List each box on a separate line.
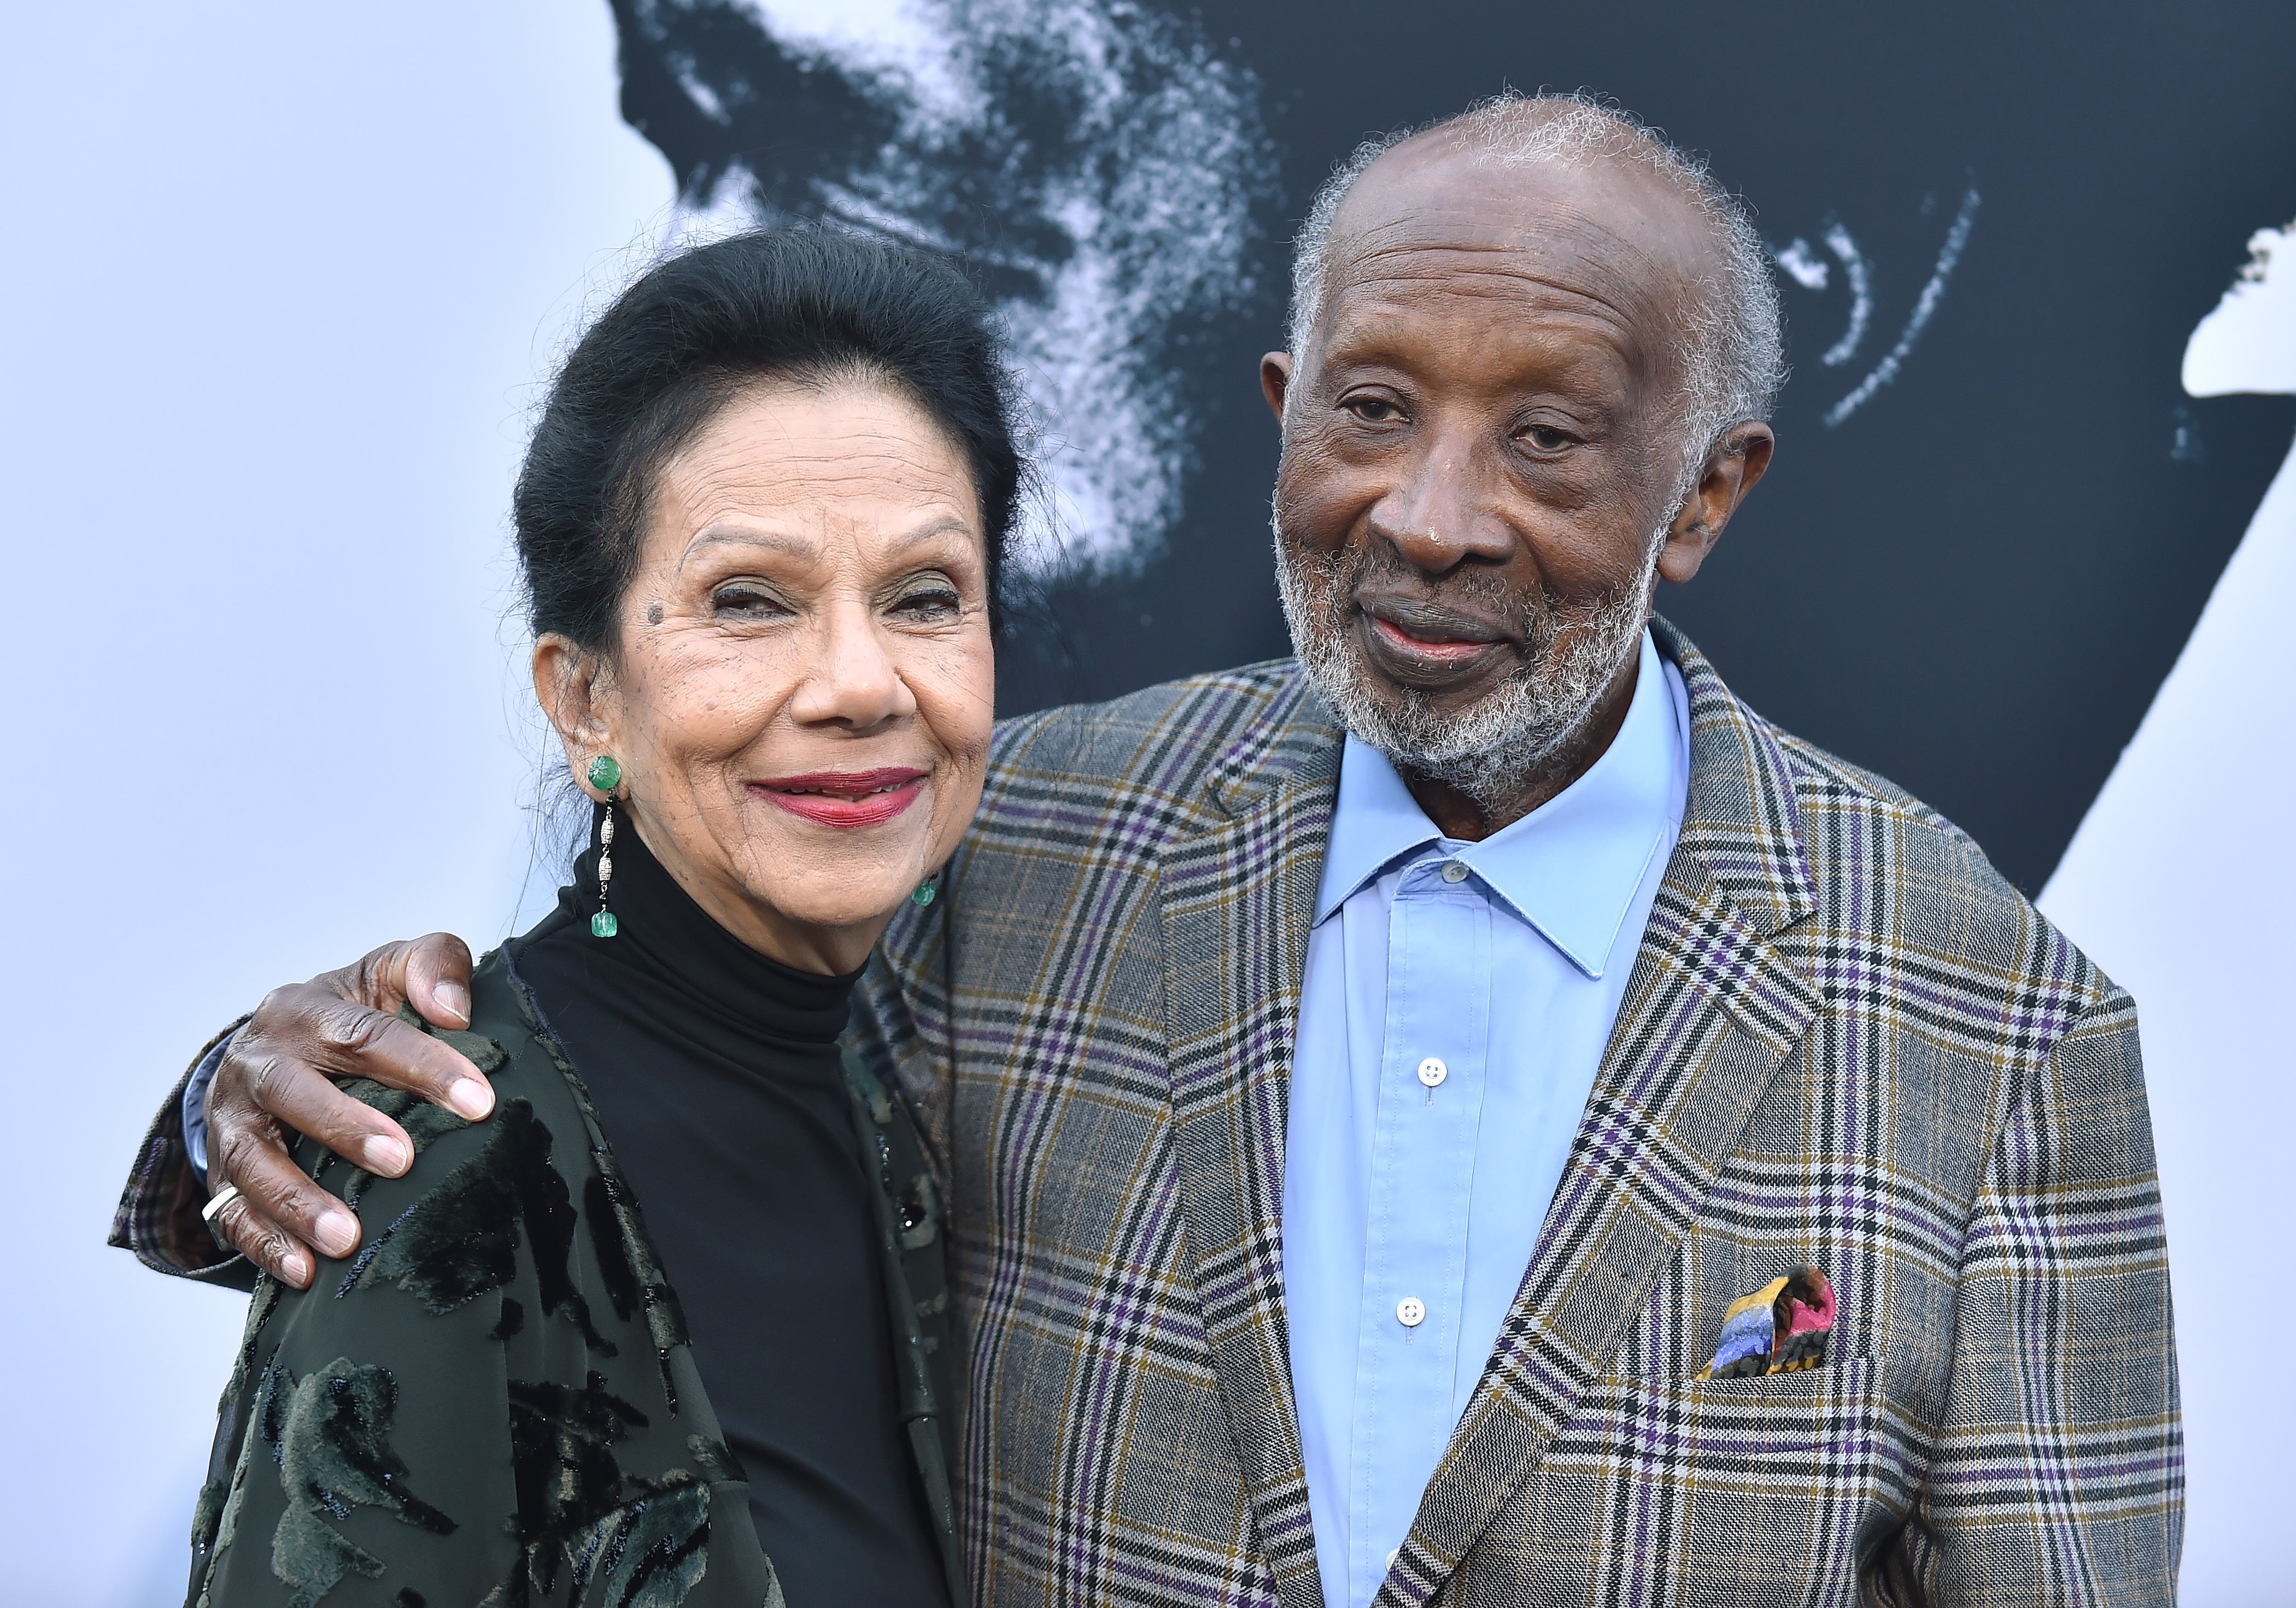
[678, 524, 814, 569]
[881, 515, 976, 556]
[678, 515, 976, 570]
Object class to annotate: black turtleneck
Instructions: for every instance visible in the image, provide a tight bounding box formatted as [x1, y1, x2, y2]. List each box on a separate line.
[507, 811, 947, 1608]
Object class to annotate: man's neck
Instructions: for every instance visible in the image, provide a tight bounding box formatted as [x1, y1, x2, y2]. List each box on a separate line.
[1398, 649, 1643, 841]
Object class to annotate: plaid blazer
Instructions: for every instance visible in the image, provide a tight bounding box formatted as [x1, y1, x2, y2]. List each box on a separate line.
[850, 619, 2181, 1608]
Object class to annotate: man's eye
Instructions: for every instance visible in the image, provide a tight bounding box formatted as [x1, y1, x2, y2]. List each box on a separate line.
[1344, 396, 1405, 424]
[712, 585, 792, 618]
[1522, 425, 1574, 453]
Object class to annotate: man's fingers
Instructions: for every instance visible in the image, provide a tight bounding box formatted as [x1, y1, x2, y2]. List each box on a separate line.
[239, 1042, 419, 1179]
[201, 934, 488, 1288]
[400, 932, 476, 1029]
[214, 1116, 363, 1263]
[205, 1118, 327, 1289]
[209, 1189, 314, 1289]
[245, 983, 492, 1119]
[333, 934, 474, 1029]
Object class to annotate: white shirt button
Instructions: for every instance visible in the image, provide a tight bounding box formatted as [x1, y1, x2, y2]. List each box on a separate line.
[1396, 1296, 1426, 1328]
[1416, 1056, 1448, 1089]
[1388, 1548, 1401, 1569]
[1439, 859, 1469, 883]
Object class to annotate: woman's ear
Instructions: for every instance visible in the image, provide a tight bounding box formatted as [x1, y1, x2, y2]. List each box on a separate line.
[532, 635, 617, 796]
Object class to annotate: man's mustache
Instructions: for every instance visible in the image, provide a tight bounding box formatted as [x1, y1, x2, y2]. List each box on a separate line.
[1325, 548, 1543, 646]
[1355, 591, 1525, 647]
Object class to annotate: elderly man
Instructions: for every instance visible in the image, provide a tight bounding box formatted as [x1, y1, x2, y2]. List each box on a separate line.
[116, 95, 2179, 1605]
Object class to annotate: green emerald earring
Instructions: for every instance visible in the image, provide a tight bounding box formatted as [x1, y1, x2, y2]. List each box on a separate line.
[588, 755, 623, 938]
[911, 877, 937, 908]
[593, 805, 619, 938]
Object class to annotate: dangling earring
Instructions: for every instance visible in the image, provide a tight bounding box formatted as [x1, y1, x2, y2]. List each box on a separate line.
[911, 875, 938, 908]
[588, 755, 623, 938]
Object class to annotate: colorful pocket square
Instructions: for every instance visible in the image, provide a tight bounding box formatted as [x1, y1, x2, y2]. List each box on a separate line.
[1696, 1265, 1836, 1380]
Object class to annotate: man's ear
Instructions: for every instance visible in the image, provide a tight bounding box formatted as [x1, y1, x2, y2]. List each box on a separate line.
[531, 635, 616, 795]
[1656, 422, 1776, 585]
[1260, 351, 1294, 424]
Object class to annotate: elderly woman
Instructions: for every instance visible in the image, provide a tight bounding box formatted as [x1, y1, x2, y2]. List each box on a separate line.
[179, 230, 1012, 1607]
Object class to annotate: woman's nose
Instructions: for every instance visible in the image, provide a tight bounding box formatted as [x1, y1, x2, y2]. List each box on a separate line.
[789, 602, 918, 730]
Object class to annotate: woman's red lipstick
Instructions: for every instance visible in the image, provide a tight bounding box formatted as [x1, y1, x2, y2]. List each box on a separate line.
[750, 767, 927, 829]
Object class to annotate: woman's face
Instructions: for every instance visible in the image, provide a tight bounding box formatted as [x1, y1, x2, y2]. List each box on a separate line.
[536, 375, 997, 973]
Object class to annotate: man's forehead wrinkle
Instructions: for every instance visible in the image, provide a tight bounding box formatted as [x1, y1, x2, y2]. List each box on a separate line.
[1327, 132, 1718, 326]
[1317, 231, 1672, 394]
[1323, 284, 1633, 353]
[1333, 236, 1650, 331]
[1328, 184, 1703, 340]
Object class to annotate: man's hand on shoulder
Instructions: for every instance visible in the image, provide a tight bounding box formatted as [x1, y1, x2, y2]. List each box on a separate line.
[204, 933, 487, 1289]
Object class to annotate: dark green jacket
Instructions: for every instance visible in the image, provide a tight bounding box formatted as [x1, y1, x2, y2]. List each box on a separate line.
[180, 948, 963, 1608]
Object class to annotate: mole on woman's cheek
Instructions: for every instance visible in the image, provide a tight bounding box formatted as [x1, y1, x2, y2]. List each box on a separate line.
[646, 601, 665, 625]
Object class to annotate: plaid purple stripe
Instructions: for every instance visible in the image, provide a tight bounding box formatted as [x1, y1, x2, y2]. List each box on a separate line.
[851, 619, 2180, 1607]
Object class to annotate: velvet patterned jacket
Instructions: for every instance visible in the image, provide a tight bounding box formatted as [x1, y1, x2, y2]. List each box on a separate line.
[115, 952, 962, 1608]
[845, 620, 2182, 1607]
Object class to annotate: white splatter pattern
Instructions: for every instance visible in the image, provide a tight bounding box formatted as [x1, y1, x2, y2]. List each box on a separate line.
[665, 0, 1279, 577]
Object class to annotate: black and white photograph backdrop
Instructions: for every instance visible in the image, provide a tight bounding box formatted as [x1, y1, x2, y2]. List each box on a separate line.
[7, 2, 2289, 1601]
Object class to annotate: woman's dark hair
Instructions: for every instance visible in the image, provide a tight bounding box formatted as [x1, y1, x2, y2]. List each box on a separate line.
[514, 228, 1023, 648]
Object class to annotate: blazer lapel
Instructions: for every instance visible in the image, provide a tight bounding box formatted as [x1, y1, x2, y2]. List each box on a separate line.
[1158, 681, 1342, 1608]
[1378, 623, 1824, 1607]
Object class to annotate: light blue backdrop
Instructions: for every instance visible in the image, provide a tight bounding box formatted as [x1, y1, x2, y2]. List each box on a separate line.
[0, 6, 669, 1601]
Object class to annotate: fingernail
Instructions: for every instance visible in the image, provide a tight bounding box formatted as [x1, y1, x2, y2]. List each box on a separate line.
[435, 982, 472, 1025]
[315, 1211, 358, 1258]
[280, 1252, 311, 1287]
[447, 1078, 493, 1120]
[361, 1135, 410, 1176]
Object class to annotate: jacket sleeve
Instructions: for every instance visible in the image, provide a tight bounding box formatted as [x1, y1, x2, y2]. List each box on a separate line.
[189, 1085, 529, 1605]
[1897, 987, 2183, 1606]
[109, 1017, 256, 1289]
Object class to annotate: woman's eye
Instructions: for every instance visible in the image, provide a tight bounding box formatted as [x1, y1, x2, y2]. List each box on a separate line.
[712, 585, 792, 618]
[1521, 425, 1574, 453]
[1344, 396, 1405, 424]
[891, 585, 963, 620]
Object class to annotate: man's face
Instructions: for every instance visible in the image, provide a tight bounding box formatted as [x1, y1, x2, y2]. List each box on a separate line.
[1265, 134, 1736, 806]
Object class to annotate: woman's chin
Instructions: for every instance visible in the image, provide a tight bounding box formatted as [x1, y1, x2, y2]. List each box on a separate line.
[693, 801, 951, 948]
[734, 859, 921, 937]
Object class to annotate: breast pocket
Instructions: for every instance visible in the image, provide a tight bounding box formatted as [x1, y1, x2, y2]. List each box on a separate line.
[1461, 1358, 1882, 1608]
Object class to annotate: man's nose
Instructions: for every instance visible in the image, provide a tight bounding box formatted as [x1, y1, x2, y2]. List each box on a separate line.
[790, 601, 917, 730]
[1364, 437, 1515, 574]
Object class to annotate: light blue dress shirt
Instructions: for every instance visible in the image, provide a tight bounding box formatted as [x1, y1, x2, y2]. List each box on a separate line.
[1282, 629, 1690, 1608]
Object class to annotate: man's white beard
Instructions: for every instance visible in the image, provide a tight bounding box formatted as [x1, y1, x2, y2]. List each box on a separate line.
[1273, 514, 1660, 818]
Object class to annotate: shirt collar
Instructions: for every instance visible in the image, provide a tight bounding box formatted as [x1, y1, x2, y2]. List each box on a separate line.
[1312, 629, 1686, 978]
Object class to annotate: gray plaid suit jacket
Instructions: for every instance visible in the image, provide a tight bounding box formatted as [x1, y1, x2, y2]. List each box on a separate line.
[850, 619, 2181, 1608]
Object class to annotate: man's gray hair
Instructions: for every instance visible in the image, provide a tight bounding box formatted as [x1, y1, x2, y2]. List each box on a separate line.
[1285, 91, 1785, 493]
